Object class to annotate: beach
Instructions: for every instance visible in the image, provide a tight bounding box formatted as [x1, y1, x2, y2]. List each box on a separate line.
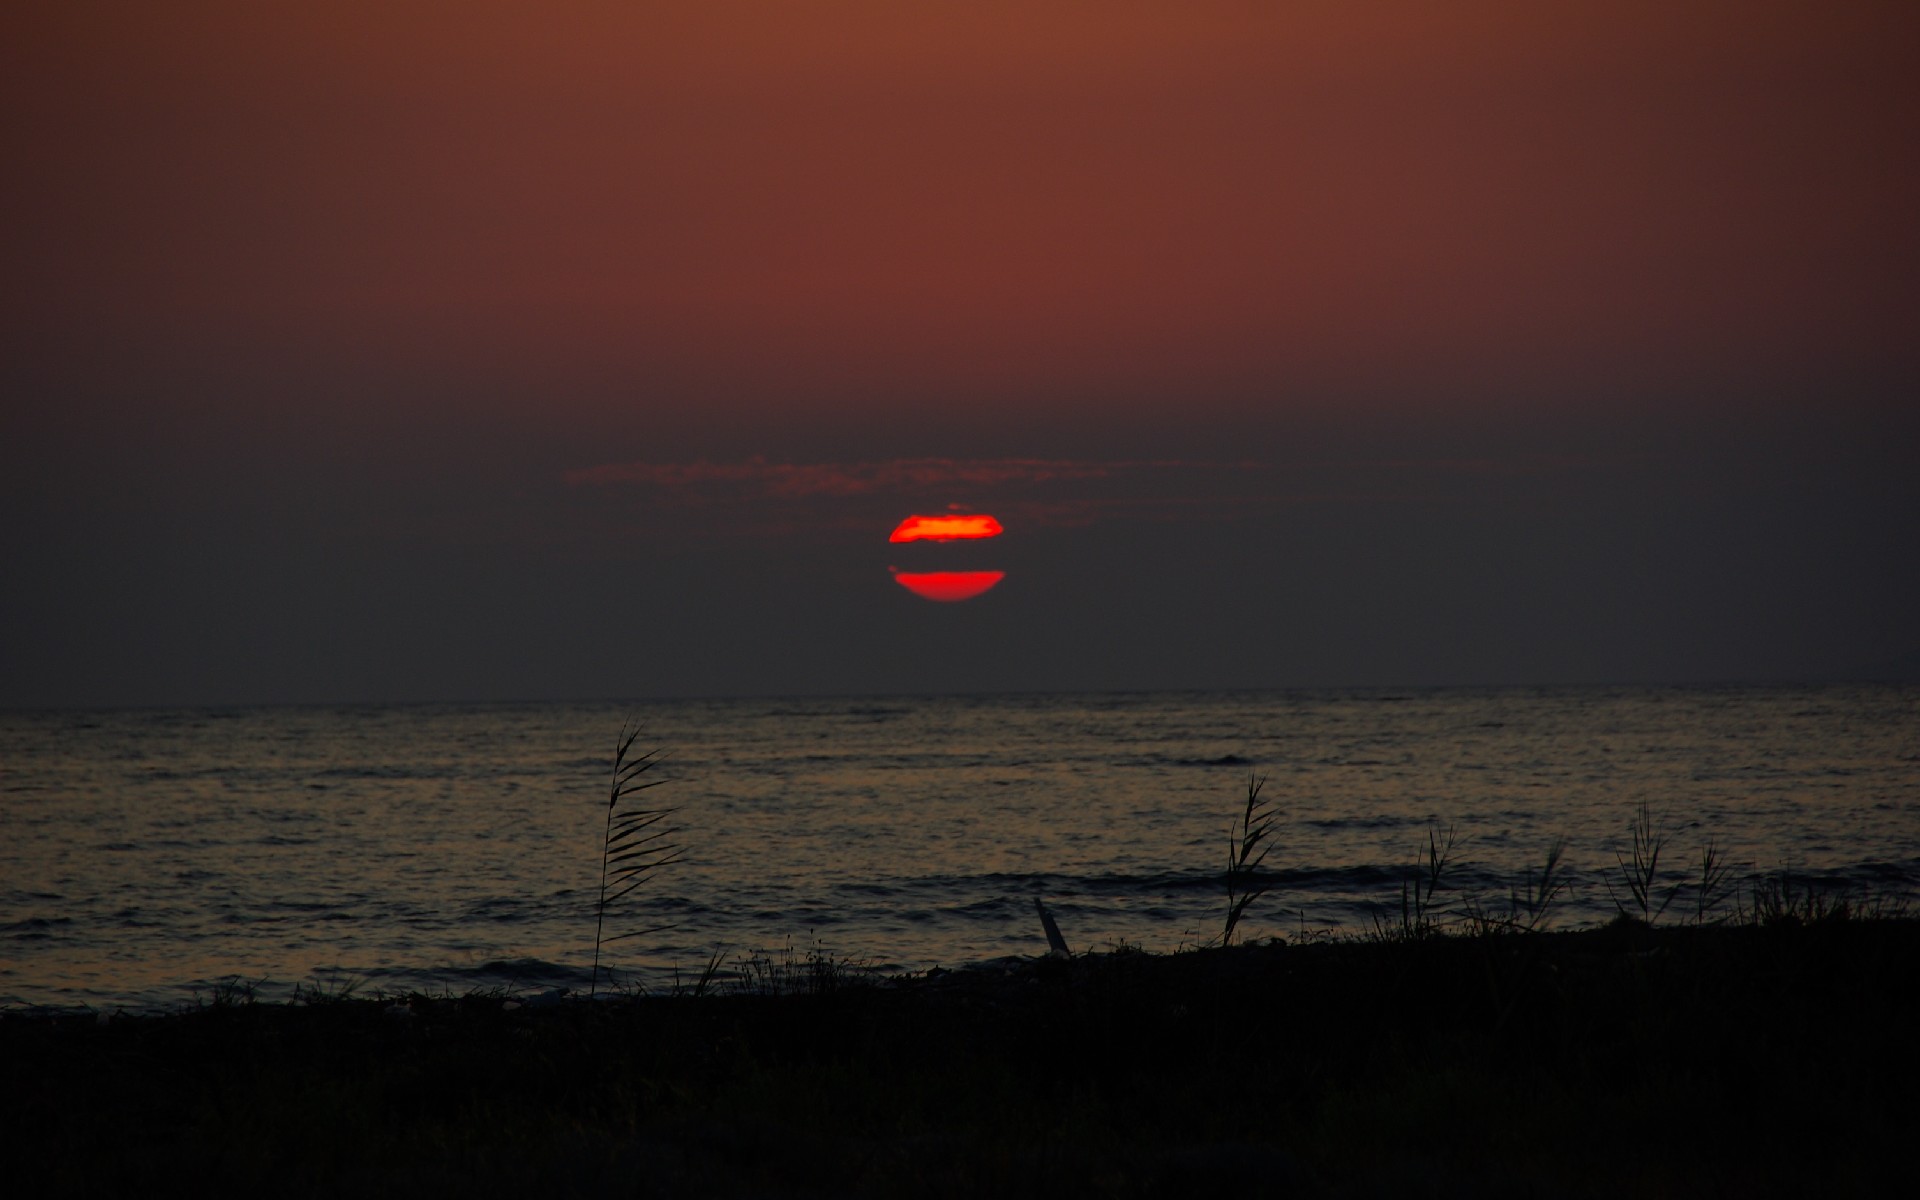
[11, 914, 1917, 1197]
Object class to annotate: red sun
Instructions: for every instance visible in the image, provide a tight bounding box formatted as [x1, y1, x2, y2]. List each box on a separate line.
[891, 570, 1006, 602]
[888, 514, 1004, 543]
[889, 512, 1006, 601]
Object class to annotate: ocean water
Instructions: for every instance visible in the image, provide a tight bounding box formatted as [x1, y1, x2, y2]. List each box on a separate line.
[3, 686, 1917, 1011]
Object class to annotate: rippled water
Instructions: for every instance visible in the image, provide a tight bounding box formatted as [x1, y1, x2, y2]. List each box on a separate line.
[3, 686, 1917, 1010]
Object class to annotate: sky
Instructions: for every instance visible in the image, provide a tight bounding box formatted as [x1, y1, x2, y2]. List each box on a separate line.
[4, 1, 1917, 707]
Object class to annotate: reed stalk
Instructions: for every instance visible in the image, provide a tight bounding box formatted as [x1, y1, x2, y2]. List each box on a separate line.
[1221, 773, 1277, 947]
[590, 722, 683, 998]
[1690, 839, 1737, 925]
[1606, 800, 1674, 925]
[1372, 822, 1458, 941]
[1466, 837, 1569, 934]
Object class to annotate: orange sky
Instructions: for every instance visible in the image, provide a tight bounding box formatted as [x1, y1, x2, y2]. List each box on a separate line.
[9, 2, 1916, 422]
[3, 2, 1916, 703]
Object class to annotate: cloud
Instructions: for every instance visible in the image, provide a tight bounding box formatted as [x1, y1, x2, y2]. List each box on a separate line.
[562, 456, 1262, 497]
[556, 452, 1614, 541]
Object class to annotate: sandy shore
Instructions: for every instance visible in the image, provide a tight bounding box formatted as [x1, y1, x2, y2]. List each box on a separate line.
[9, 917, 1918, 1197]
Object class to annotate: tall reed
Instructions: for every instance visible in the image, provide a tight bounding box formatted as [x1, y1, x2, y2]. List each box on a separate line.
[1221, 773, 1277, 947]
[1606, 799, 1674, 924]
[1465, 837, 1569, 934]
[1690, 840, 1737, 924]
[590, 722, 683, 998]
[1372, 823, 1458, 941]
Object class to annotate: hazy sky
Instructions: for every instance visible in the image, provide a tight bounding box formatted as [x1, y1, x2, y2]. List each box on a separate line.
[5, 1, 1916, 706]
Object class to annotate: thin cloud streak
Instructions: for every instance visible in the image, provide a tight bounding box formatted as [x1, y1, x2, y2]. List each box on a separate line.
[553, 453, 1623, 540]
[562, 453, 1605, 498]
[561, 456, 1266, 497]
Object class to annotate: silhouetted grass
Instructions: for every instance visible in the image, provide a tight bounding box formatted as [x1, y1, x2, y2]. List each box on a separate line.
[1606, 798, 1676, 923]
[1742, 865, 1912, 926]
[1369, 822, 1459, 941]
[1464, 836, 1570, 935]
[11, 916, 1917, 1197]
[728, 936, 877, 997]
[1220, 772, 1277, 947]
[590, 722, 681, 998]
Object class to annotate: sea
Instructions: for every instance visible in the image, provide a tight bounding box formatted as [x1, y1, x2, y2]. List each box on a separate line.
[3, 686, 1917, 1012]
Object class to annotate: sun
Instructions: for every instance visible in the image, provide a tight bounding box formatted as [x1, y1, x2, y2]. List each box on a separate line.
[888, 512, 1005, 601]
[891, 570, 1006, 602]
[888, 513, 1005, 543]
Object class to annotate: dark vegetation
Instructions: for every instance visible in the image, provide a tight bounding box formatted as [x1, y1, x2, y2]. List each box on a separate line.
[9, 913, 1918, 1197]
[1218, 773, 1276, 947]
[590, 723, 680, 998]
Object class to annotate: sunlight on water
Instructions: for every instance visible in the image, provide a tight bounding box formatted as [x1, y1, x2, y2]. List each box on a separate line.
[3, 687, 1916, 1009]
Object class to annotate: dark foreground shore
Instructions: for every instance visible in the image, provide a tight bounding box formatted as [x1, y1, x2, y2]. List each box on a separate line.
[9, 918, 1918, 1198]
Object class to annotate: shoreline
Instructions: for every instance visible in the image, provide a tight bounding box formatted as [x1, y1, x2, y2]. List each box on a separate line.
[10, 916, 1918, 1196]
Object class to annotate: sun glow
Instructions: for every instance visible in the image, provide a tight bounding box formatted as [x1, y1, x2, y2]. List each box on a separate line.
[888, 514, 1004, 543]
[892, 571, 1006, 602]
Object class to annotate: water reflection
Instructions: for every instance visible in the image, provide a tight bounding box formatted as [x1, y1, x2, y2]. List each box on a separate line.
[2, 686, 1916, 1008]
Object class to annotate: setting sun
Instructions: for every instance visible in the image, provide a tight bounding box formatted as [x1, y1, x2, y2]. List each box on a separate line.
[888, 514, 1005, 543]
[891, 571, 1006, 602]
